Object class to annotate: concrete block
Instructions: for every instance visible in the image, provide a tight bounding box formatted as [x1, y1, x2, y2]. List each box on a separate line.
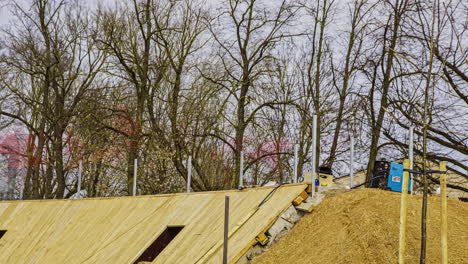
[308, 192, 325, 206]
[280, 205, 301, 224]
[244, 244, 266, 262]
[295, 192, 325, 213]
[267, 216, 294, 239]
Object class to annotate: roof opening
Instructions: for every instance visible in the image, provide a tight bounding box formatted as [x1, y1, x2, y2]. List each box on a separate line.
[0, 230, 6, 239]
[134, 226, 184, 264]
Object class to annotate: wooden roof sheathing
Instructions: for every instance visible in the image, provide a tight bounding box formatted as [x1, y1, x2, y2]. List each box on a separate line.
[0, 184, 307, 264]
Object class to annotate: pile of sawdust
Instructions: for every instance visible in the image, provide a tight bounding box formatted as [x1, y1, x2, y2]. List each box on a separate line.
[253, 188, 467, 264]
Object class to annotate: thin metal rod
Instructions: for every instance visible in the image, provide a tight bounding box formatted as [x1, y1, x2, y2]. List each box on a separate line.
[187, 156, 192, 193]
[439, 162, 448, 264]
[293, 144, 298, 183]
[350, 137, 354, 188]
[223, 195, 230, 264]
[311, 115, 317, 196]
[133, 159, 137, 196]
[409, 126, 414, 194]
[78, 160, 82, 194]
[399, 159, 410, 264]
[239, 151, 244, 189]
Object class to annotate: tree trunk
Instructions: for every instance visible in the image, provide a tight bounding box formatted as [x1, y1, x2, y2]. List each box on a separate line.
[327, 95, 346, 167]
[234, 78, 249, 187]
[365, 8, 403, 186]
[54, 127, 65, 198]
[327, 10, 357, 167]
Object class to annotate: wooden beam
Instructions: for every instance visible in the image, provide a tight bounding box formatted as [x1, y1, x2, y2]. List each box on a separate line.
[255, 233, 269, 246]
[292, 191, 309, 206]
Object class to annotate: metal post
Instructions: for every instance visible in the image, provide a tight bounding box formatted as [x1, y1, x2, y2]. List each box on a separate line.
[293, 144, 298, 183]
[350, 137, 354, 189]
[187, 156, 192, 193]
[223, 195, 230, 264]
[239, 151, 244, 189]
[439, 161, 448, 264]
[78, 160, 82, 194]
[398, 159, 410, 264]
[409, 126, 414, 194]
[133, 159, 137, 196]
[311, 115, 317, 197]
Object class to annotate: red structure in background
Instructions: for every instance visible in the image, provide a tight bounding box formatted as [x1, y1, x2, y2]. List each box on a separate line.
[0, 104, 139, 170]
[250, 138, 291, 167]
[0, 133, 28, 169]
[0, 133, 28, 200]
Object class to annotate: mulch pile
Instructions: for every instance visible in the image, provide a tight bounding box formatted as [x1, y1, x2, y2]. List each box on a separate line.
[253, 188, 467, 264]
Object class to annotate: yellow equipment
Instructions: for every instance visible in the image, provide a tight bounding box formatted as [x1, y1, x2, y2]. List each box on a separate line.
[318, 173, 334, 187]
[303, 167, 334, 187]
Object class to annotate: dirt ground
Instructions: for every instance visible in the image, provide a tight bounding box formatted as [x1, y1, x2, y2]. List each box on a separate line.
[252, 188, 468, 264]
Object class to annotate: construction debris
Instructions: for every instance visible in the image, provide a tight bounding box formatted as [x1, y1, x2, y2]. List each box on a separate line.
[252, 188, 468, 264]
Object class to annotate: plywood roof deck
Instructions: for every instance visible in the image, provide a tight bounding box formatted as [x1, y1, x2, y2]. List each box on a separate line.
[0, 183, 307, 264]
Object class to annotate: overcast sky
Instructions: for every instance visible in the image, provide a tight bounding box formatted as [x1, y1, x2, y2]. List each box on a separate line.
[0, 0, 329, 26]
[0, 0, 117, 26]
[0, 2, 8, 26]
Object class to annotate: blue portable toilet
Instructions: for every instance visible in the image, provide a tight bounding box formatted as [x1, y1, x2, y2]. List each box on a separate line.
[387, 162, 411, 192]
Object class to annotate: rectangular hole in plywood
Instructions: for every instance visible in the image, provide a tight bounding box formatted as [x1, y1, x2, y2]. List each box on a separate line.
[134, 226, 184, 264]
[0, 230, 6, 239]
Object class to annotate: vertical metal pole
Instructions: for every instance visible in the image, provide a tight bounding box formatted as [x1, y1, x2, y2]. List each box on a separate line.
[311, 115, 317, 197]
[409, 126, 414, 194]
[78, 160, 83, 194]
[293, 144, 298, 183]
[239, 151, 244, 189]
[439, 161, 448, 264]
[399, 159, 410, 264]
[223, 195, 230, 264]
[133, 159, 137, 196]
[187, 156, 192, 193]
[350, 137, 354, 189]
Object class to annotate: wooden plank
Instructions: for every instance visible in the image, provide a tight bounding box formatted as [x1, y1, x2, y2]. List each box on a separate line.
[228, 186, 307, 264]
[0, 184, 307, 264]
[296, 204, 315, 213]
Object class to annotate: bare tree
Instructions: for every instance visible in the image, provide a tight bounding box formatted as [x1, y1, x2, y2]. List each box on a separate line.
[0, 0, 105, 198]
[325, 0, 375, 168]
[207, 0, 300, 187]
[365, 0, 411, 186]
[98, 0, 161, 195]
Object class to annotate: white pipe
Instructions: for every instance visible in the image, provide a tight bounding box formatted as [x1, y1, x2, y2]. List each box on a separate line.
[239, 151, 244, 189]
[293, 144, 299, 183]
[78, 160, 82, 194]
[133, 159, 137, 196]
[409, 126, 414, 194]
[187, 155, 192, 193]
[311, 115, 317, 196]
[350, 137, 354, 189]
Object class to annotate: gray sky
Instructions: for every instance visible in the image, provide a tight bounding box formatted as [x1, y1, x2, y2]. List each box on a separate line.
[0, 2, 8, 26]
[0, 0, 116, 26]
